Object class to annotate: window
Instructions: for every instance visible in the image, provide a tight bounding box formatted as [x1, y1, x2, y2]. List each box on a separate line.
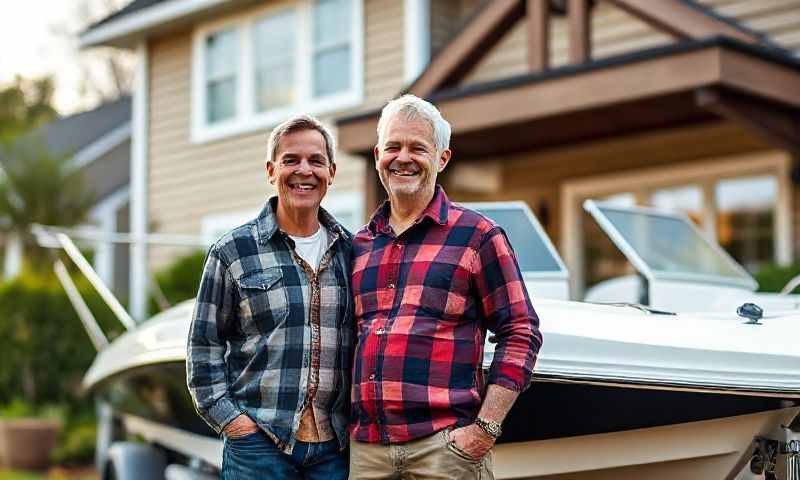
[312, 0, 352, 97]
[253, 10, 296, 112]
[204, 29, 238, 123]
[193, 0, 363, 143]
[716, 176, 777, 270]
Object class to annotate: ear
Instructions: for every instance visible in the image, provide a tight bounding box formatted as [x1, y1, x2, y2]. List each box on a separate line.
[373, 145, 380, 164]
[266, 160, 276, 184]
[437, 149, 452, 173]
[328, 161, 337, 185]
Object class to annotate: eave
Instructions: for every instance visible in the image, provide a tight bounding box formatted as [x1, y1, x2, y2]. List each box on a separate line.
[79, 0, 246, 49]
[337, 37, 800, 158]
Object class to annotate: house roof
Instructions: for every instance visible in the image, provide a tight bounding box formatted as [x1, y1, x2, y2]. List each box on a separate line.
[79, 0, 238, 49]
[1, 96, 131, 171]
[38, 96, 132, 160]
[337, 36, 800, 157]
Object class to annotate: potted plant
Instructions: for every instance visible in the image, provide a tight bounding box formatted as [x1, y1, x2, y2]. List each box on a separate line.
[0, 400, 62, 470]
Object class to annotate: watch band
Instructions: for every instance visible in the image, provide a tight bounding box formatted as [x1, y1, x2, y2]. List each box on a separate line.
[475, 416, 502, 439]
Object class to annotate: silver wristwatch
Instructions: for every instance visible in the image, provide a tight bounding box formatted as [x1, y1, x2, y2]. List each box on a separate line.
[474, 416, 502, 439]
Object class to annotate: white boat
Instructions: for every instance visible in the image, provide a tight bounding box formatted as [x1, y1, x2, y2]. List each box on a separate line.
[38, 203, 800, 479]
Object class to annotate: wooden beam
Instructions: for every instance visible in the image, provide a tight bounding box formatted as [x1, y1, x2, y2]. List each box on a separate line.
[695, 88, 800, 154]
[408, 0, 525, 97]
[528, 0, 549, 72]
[339, 44, 800, 156]
[568, 0, 591, 64]
[601, 0, 762, 44]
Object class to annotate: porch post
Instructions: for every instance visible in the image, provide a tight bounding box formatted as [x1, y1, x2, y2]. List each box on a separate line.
[130, 41, 150, 322]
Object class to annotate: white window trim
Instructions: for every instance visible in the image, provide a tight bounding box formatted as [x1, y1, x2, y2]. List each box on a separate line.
[560, 150, 793, 299]
[89, 186, 131, 289]
[191, 0, 364, 144]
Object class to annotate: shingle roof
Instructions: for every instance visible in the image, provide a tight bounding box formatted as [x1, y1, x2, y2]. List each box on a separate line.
[38, 96, 132, 156]
[87, 0, 166, 31]
[1, 96, 131, 166]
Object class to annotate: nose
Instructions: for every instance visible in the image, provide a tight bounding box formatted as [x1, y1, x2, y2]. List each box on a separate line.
[295, 159, 313, 175]
[395, 146, 413, 164]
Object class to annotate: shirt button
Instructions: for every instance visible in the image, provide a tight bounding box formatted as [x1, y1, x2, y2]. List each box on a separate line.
[368, 373, 376, 381]
[387, 283, 395, 289]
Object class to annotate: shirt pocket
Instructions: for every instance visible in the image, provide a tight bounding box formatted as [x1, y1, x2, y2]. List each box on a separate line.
[236, 268, 289, 336]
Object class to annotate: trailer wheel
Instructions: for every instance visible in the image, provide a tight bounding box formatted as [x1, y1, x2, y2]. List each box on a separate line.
[104, 442, 167, 480]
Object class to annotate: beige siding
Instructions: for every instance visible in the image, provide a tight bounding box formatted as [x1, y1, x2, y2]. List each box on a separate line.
[463, 3, 673, 85]
[695, 0, 800, 52]
[461, 0, 800, 86]
[364, 0, 405, 108]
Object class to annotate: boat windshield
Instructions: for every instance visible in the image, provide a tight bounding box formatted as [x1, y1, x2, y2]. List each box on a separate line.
[584, 200, 755, 288]
[464, 202, 567, 276]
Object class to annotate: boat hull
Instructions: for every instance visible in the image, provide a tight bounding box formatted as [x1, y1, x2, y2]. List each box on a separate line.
[90, 361, 799, 478]
[494, 406, 799, 479]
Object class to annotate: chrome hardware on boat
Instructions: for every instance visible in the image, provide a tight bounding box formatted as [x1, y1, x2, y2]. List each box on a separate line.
[738, 302, 764, 325]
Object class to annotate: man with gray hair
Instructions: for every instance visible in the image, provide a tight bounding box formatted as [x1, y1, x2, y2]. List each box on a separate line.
[349, 95, 542, 478]
[187, 115, 352, 479]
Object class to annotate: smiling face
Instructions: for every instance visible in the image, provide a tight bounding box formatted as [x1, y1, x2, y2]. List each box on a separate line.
[374, 114, 450, 204]
[267, 128, 336, 215]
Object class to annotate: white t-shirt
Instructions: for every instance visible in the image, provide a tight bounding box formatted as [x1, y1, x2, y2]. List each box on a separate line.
[289, 226, 328, 271]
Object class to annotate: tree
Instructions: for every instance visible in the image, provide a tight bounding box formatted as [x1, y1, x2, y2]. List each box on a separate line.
[0, 141, 95, 272]
[0, 76, 58, 146]
[51, 0, 135, 107]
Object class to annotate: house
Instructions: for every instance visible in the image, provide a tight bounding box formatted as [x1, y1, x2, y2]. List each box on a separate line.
[336, 0, 800, 297]
[80, 0, 800, 320]
[2, 96, 131, 297]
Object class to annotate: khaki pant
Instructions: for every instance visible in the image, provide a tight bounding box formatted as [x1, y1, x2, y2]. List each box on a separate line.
[349, 428, 494, 480]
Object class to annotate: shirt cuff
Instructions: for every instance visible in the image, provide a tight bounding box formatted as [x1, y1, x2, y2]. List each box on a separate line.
[206, 396, 241, 434]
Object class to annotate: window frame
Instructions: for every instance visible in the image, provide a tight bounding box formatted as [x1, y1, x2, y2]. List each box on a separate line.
[191, 0, 364, 144]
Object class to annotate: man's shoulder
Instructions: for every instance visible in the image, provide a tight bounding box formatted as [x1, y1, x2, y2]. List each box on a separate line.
[209, 219, 260, 264]
[449, 202, 499, 237]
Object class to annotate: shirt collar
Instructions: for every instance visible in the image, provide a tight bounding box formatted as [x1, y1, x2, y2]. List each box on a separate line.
[367, 185, 450, 236]
[257, 196, 347, 245]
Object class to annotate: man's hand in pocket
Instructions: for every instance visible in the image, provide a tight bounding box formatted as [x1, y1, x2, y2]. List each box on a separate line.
[223, 414, 259, 438]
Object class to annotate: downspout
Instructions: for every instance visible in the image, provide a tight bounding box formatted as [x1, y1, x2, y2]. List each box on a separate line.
[130, 41, 150, 322]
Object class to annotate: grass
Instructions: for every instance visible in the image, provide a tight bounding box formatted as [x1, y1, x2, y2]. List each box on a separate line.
[0, 472, 42, 480]
[0, 468, 97, 480]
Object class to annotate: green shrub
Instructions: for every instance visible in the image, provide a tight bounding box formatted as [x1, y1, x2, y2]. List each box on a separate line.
[51, 421, 97, 466]
[0, 268, 118, 408]
[0, 399, 63, 420]
[149, 250, 206, 313]
[752, 262, 800, 293]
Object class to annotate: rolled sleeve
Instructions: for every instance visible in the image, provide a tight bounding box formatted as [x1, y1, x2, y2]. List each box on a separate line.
[472, 227, 543, 393]
[186, 245, 240, 434]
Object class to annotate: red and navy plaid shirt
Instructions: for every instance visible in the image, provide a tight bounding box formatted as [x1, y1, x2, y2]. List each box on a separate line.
[350, 185, 542, 444]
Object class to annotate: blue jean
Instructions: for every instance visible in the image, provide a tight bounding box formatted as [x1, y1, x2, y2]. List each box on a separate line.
[221, 431, 348, 480]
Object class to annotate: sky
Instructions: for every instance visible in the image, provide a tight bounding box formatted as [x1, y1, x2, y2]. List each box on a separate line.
[0, 0, 132, 115]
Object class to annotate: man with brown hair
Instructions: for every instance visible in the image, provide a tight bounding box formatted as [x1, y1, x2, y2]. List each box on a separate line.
[187, 115, 352, 479]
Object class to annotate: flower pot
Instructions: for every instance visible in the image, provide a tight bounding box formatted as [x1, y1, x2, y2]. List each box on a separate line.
[0, 418, 61, 469]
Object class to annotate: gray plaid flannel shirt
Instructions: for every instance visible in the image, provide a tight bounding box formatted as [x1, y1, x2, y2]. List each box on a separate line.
[186, 197, 353, 452]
